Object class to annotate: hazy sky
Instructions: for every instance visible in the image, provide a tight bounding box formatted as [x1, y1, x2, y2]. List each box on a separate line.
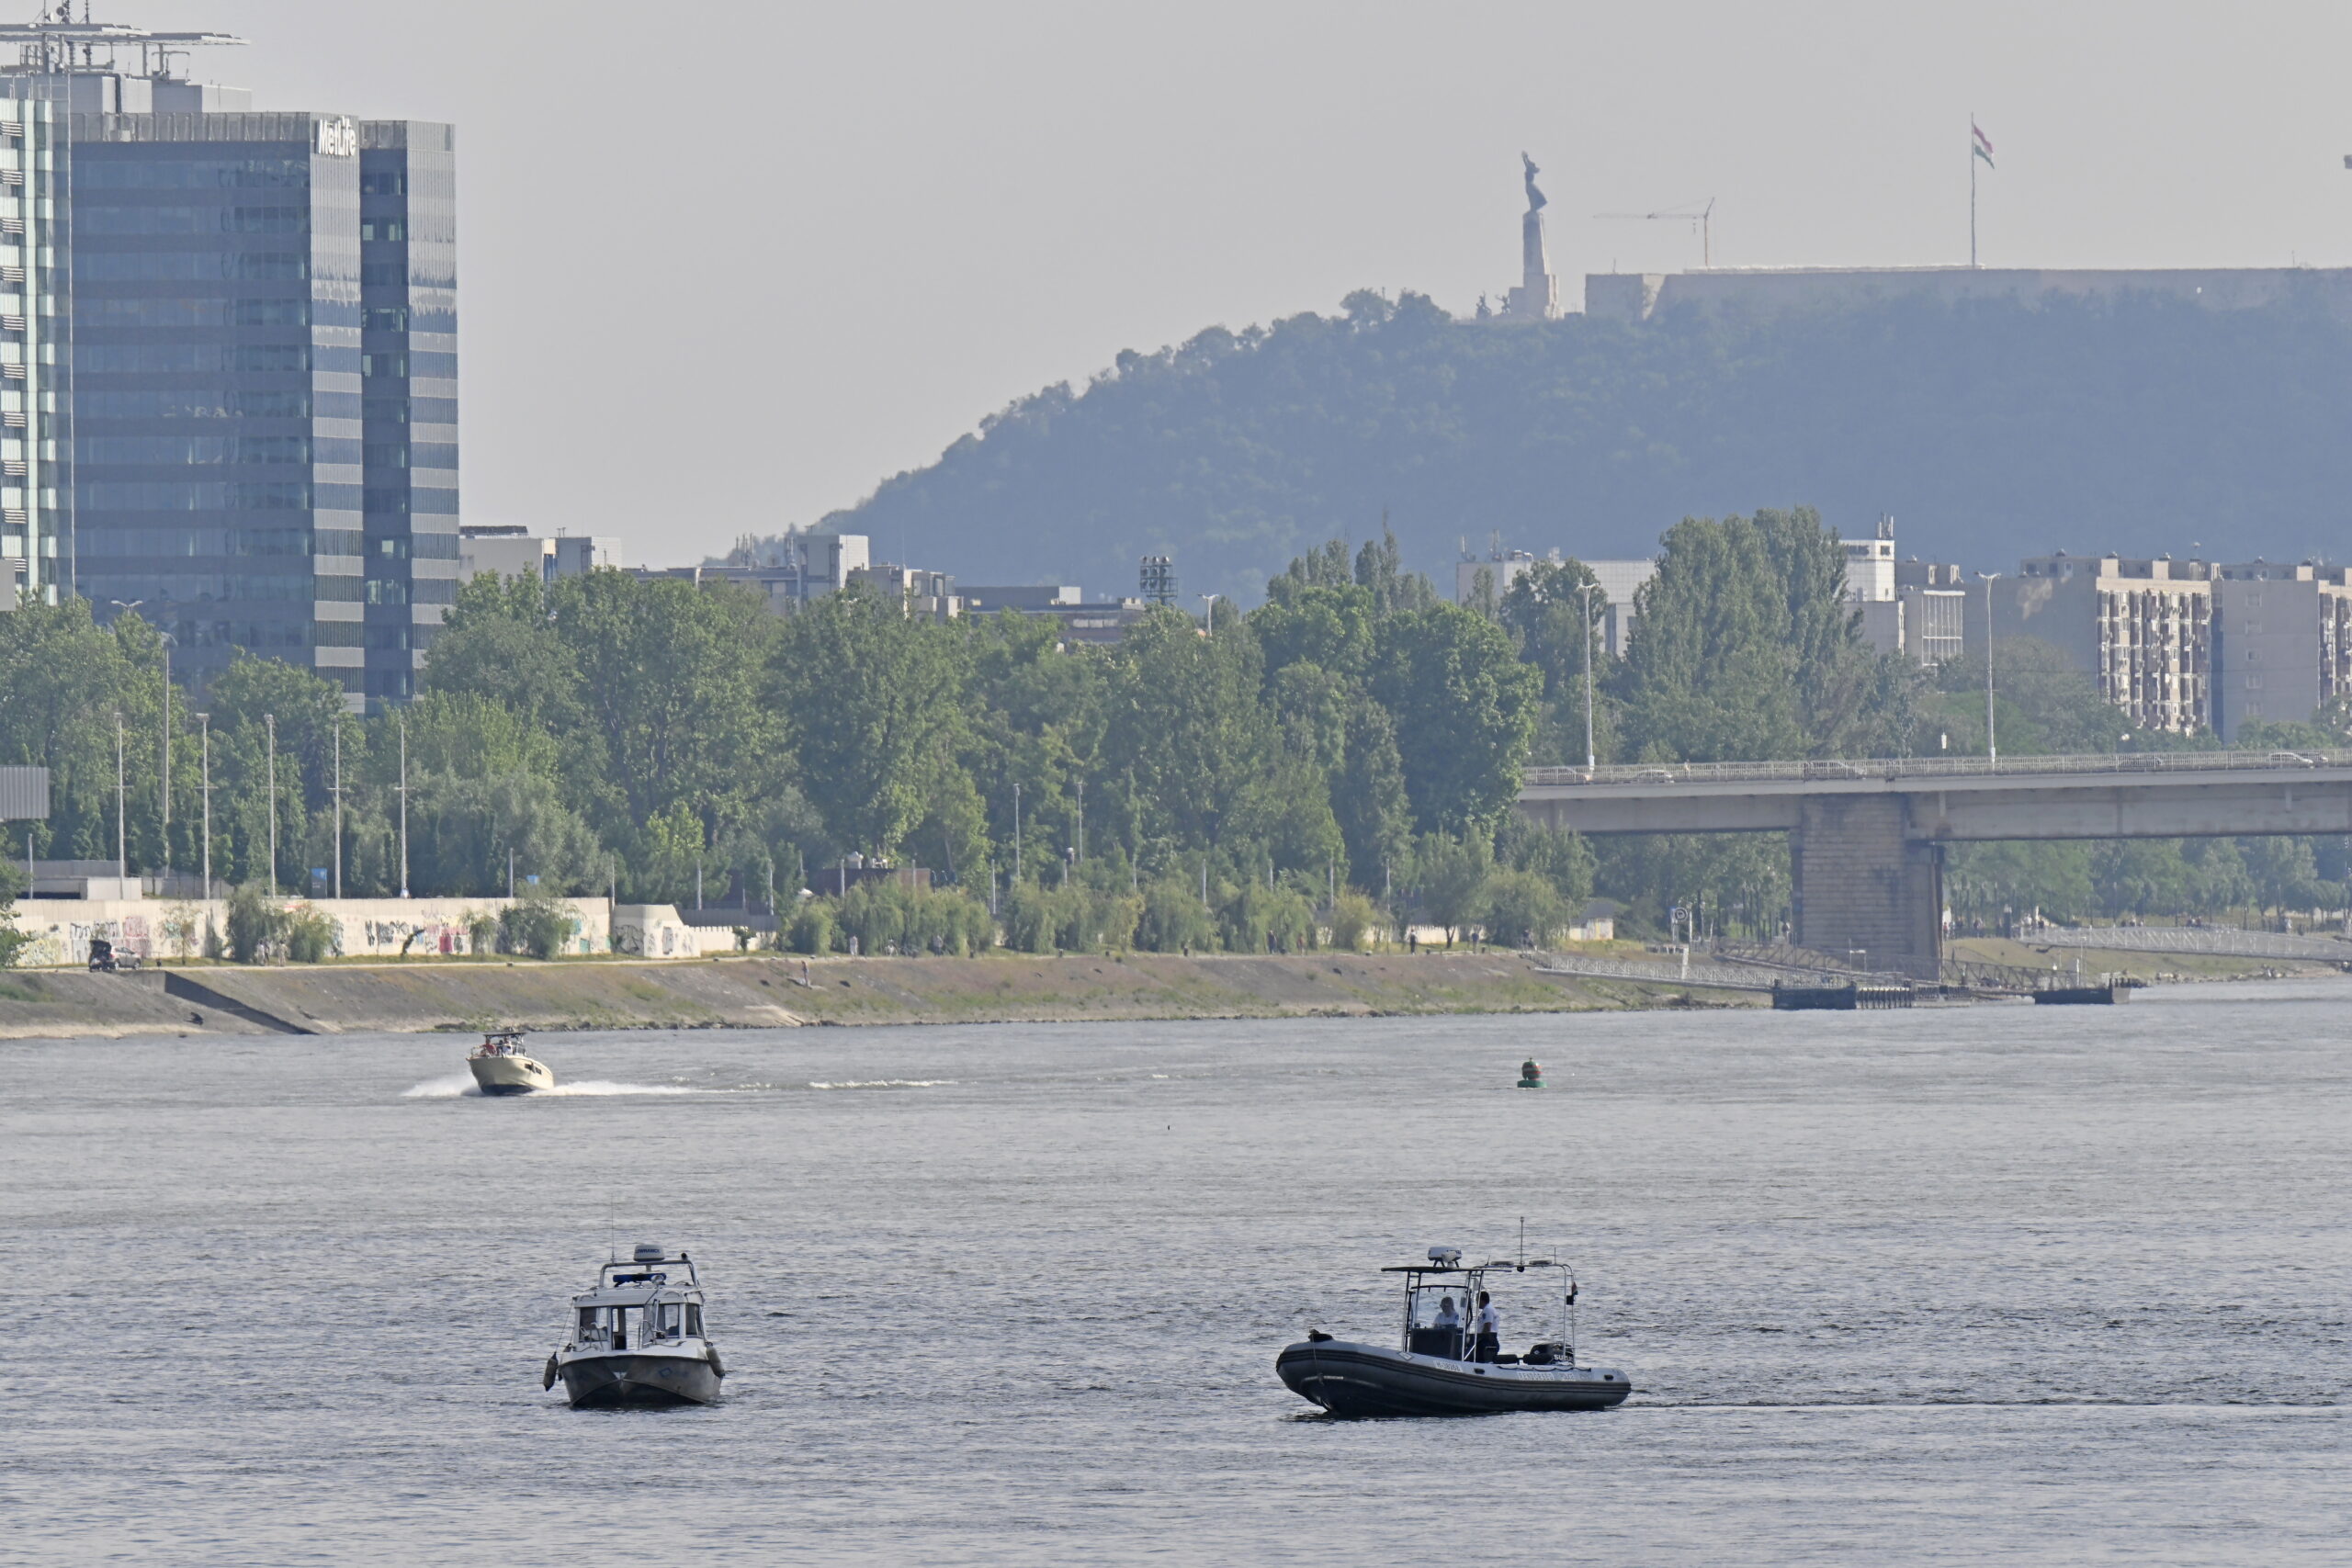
[110, 0, 2352, 573]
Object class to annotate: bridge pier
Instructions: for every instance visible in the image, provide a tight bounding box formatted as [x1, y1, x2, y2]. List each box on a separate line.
[1790, 796, 1942, 977]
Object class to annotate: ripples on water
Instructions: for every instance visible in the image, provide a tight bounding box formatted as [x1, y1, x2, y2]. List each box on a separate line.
[6, 983, 2348, 1564]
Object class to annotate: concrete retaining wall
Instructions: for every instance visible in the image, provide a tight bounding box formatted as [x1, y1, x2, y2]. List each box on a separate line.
[7, 896, 615, 967]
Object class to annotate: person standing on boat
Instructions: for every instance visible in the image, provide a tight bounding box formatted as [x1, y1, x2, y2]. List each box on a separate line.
[1473, 1292, 1501, 1362]
[1432, 1294, 1463, 1354]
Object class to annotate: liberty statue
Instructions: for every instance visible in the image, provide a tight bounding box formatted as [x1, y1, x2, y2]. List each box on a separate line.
[1502, 152, 1556, 319]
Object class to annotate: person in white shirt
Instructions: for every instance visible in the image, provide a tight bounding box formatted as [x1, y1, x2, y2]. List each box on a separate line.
[1473, 1291, 1501, 1362]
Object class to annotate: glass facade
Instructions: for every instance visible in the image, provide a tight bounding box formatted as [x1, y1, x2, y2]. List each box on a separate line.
[66, 109, 455, 704]
[356, 120, 458, 700]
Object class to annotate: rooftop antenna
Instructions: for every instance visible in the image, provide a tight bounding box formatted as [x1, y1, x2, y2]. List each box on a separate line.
[1595, 197, 1716, 267]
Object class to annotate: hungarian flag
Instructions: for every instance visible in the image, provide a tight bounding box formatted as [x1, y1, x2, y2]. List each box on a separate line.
[1973, 120, 1996, 169]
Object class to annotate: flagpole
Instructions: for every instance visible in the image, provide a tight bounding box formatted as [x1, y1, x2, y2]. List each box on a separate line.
[1970, 112, 1978, 268]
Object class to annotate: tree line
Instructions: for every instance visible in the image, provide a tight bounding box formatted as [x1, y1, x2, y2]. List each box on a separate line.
[5, 506, 2348, 959]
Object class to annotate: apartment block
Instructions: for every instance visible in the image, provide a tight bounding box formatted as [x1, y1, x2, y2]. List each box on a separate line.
[2210, 560, 2352, 740]
[1973, 554, 2214, 734]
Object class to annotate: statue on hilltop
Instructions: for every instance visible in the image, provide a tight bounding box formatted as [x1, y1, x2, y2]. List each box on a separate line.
[1521, 152, 1547, 213]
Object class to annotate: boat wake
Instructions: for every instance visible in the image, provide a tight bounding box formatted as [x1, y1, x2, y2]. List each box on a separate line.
[401, 1073, 480, 1099]
[401, 1074, 700, 1100]
[803, 1078, 956, 1090]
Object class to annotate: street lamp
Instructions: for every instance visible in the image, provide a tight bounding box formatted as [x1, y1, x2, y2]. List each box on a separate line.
[397, 710, 410, 898]
[196, 713, 212, 897]
[1198, 593, 1220, 634]
[264, 713, 277, 897]
[331, 715, 343, 900]
[1577, 581, 1602, 771]
[1975, 571, 2003, 767]
[113, 711, 127, 878]
[107, 600, 157, 874]
[157, 633, 174, 870]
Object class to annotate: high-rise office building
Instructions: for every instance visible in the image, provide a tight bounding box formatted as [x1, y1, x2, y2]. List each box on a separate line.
[0, 89, 67, 599]
[0, 14, 457, 705]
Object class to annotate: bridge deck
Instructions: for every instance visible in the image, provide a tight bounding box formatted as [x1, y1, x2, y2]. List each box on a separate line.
[1518, 750, 2352, 840]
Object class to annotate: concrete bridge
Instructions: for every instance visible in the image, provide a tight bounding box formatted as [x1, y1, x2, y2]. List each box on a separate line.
[1515, 750, 2352, 977]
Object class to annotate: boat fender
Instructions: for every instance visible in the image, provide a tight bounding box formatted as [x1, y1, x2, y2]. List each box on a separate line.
[1306, 1328, 1333, 1343]
[541, 1353, 559, 1391]
[707, 1348, 726, 1379]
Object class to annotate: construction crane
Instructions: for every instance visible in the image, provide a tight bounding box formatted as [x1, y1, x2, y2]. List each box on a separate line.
[1594, 197, 1716, 268]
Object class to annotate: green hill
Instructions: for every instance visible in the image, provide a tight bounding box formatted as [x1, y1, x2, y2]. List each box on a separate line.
[828, 286, 2352, 602]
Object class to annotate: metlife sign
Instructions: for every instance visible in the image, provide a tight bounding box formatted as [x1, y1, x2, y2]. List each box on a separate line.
[315, 116, 356, 157]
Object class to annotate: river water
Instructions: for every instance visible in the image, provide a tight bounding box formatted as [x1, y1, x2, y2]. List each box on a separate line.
[6, 981, 2347, 1564]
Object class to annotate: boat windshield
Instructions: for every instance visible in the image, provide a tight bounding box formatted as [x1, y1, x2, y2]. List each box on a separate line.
[571, 1255, 707, 1352]
[1404, 1281, 1470, 1359]
[574, 1296, 705, 1350]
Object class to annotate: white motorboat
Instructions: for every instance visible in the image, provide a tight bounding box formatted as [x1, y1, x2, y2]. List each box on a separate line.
[468, 1028, 554, 1096]
[1276, 1244, 1633, 1417]
[544, 1244, 726, 1408]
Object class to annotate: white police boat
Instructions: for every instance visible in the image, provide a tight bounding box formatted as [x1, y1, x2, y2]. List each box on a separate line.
[543, 1244, 726, 1408]
[1276, 1245, 1633, 1417]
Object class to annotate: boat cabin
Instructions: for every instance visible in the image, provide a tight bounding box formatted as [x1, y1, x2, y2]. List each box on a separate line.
[1383, 1247, 1580, 1367]
[569, 1247, 708, 1354]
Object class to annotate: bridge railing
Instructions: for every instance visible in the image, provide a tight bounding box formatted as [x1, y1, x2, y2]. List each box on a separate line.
[1522, 749, 2352, 789]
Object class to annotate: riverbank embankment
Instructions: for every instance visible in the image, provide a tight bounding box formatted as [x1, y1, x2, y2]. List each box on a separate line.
[0, 951, 1753, 1040]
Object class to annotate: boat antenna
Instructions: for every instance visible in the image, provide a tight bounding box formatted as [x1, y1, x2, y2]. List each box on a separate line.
[1519, 1216, 1526, 1269]
[607, 1201, 616, 1265]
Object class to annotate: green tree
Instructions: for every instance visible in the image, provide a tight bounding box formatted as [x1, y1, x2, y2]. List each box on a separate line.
[1944, 840, 2094, 927]
[1372, 604, 1540, 834]
[774, 585, 968, 858]
[1332, 695, 1410, 893]
[1136, 873, 1217, 952]
[1414, 832, 1492, 946]
[0, 858, 28, 968]
[412, 773, 605, 898]
[2239, 835, 2332, 917]
[1927, 639, 2125, 758]
[0, 600, 168, 870]
[1102, 609, 1283, 857]
[1499, 557, 1602, 702]
[1479, 867, 1566, 948]
[1498, 816, 1595, 909]
[1255, 581, 1379, 681]
[561, 572, 777, 839]
[223, 882, 289, 964]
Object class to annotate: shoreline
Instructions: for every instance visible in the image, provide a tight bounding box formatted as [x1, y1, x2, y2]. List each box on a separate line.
[1, 943, 2332, 1042]
[0, 950, 1758, 1040]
